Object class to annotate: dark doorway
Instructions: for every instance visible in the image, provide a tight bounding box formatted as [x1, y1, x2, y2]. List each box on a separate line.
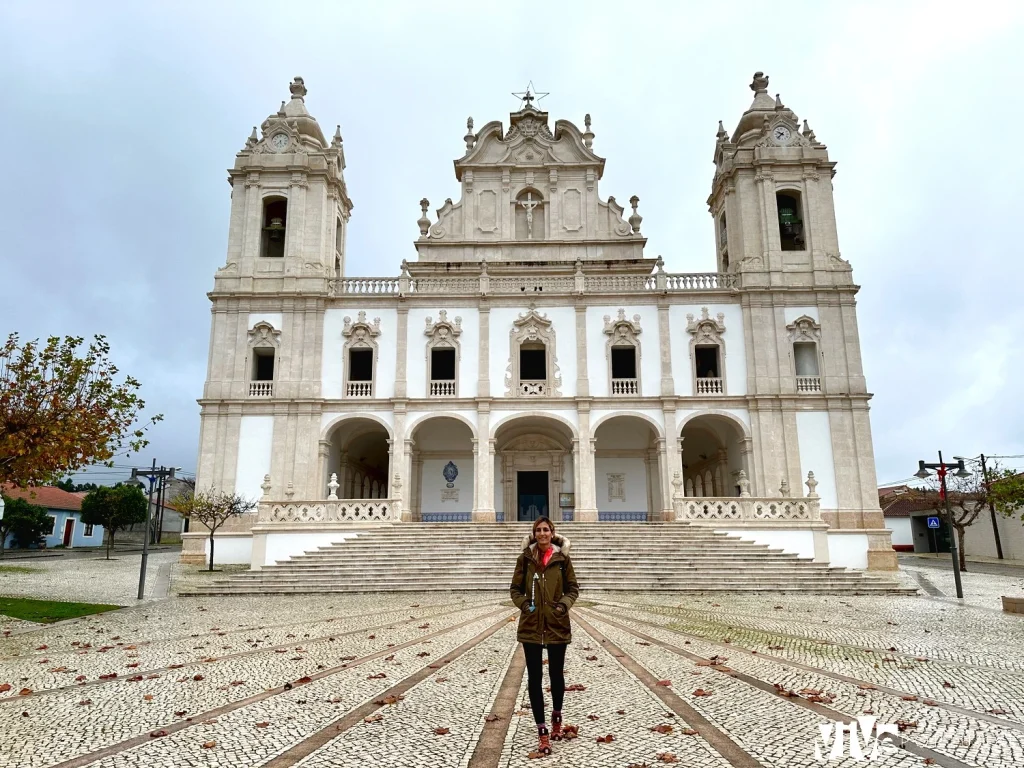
[517, 471, 549, 522]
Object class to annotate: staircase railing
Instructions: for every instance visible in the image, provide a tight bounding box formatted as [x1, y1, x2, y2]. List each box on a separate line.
[258, 499, 397, 524]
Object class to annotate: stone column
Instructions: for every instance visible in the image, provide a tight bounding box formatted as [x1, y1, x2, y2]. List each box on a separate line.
[655, 438, 672, 521]
[318, 439, 331, 499]
[474, 406, 495, 521]
[661, 403, 680, 516]
[658, 300, 675, 396]
[575, 304, 589, 396]
[478, 304, 490, 397]
[644, 449, 657, 518]
[575, 404, 598, 521]
[395, 308, 409, 398]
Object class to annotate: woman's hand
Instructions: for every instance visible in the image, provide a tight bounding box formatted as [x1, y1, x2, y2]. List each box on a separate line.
[552, 603, 568, 617]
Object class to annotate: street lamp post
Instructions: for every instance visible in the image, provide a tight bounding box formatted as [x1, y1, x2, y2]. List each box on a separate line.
[127, 462, 177, 600]
[915, 451, 971, 600]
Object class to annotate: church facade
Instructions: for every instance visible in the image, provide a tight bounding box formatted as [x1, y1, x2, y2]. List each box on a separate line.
[181, 73, 897, 574]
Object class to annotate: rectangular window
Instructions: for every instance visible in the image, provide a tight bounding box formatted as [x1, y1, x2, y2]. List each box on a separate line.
[519, 345, 546, 380]
[776, 192, 805, 251]
[47, 516, 56, 536]
[430, 348, 456, 381]
[611, 346, 637, 379]
[794, 342, 819, 376]
[695, 346, 720, 378]
[84, 524, 94, 537]
[261, 199, 287, 258]
[349, 349, 373, 382]
[253, 349, 275, 381]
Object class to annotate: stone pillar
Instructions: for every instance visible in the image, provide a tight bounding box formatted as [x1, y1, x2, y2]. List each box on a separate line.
[655, 438, 673, 521]
[411, 449, 423, 521]
[658, 300, 674, 396]
[395, 308, 409, 398]
[391, 409, 408, 521]
[575, 304, 589, 397]
[318, 439, 331, 499]
[644, 449, 657, 518]
[575, 404, 598, 521]
[474, 406, 495, 521]
[661, 403, 679, 517]
[478, 305, 490, 398]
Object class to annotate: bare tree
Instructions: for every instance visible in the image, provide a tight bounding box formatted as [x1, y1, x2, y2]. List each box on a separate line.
[172, 488, 256, 571]
[911, 468, 988, 573]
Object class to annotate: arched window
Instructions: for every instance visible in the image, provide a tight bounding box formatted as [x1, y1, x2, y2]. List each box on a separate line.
[342, 311, 381, 398]
[603, 309, 642, 396]
[424, 311, 462, 397]
[261, 197, 288, 258]
[686, 307, 727, 396]
[505, 308, 561, 397]
[514, 189, 545, 240]
[776, 191, 804, 251]
[247, 321, 280, 397]
[787, 315, 823, 393]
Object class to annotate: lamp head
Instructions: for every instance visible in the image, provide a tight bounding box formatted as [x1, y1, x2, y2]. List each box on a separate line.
[914, 461, 930, 480]
[954, 459, 971, 478]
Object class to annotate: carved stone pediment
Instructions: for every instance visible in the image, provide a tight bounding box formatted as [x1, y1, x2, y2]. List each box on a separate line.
[503, 434, 563, 453]
[603, 308, 642, 339]
[248, 321, 281, 348]
[686, 307, 726, 342]
[342, 311, 381, 345]
[424, 310, 462, 344]
[786, 315, 821, 343]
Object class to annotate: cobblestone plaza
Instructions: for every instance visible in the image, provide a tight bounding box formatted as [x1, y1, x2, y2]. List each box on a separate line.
[2, 558, 1023, 767]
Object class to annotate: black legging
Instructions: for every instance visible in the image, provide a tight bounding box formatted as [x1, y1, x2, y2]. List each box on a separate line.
[522, 642, 566, 725]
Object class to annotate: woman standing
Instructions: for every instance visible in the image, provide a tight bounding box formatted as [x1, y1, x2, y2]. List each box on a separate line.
[510, 516, 580, 756]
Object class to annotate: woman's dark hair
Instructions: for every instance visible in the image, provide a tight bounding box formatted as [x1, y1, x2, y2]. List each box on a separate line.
[531, 516, 555, 540]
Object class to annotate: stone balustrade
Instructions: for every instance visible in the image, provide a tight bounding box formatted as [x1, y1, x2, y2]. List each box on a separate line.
[248, 381, 274, 397]
[695, 377, 724, 395]
[430, 380, 456, 396]
[796, 375, 822, 393]
[611, 378, 639, 395]
[346, 381, 372, 397]
[330, 272, 736, 297]
[519, 381, 547, 396]
[676, 495, 820, 522]
[258, 499, 397, 524]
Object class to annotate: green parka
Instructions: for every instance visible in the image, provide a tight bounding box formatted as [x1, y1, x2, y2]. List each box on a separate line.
[509, 533, 579, 645]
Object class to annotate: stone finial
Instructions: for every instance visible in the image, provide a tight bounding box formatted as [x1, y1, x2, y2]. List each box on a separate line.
[278, 101, 287, 117]
[245, 127, 258, 149]
[332, 125, 343, 148]
[464, 117, 475, 151]
[290, 76, 307, 100]
[583, 113, 594, 149]
[736, 470, 751, 498]
[656, 255, 665, 273]
[285, 481, 295, 499]
[628, 195, 643, 234]
[805, 471, 819, 499]
[716, 120, 728, 141]
[327, 472, 339, 500]
[780, 478, 790, 496]
[261, 474, 272, 499]
[417, 198, 431, 237]
[672, 471, 684, 499]
[774, 93, 784, 110]
[802, 119, 817, 142]
[750, 71, 769, 94]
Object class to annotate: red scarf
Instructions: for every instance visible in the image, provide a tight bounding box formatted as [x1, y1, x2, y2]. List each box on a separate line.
[538, 545, 554, 568]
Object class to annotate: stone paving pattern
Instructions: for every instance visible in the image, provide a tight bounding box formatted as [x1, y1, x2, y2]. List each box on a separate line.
[0, 567, 1023, 767]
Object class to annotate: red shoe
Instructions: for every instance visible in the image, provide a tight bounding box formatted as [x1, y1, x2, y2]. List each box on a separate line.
[536, 726, 552, 755]
[551, 710, 563, 740]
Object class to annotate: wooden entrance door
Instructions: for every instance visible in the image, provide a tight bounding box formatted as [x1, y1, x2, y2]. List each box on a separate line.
[517, 472, 549, 522]
[62, 519, 74, 547]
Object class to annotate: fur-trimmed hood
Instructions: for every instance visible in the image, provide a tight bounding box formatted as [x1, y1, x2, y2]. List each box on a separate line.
[520, 532, 571, 557]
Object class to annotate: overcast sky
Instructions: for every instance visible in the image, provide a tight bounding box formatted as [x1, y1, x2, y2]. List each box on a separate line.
[2, 1, 1022, 488]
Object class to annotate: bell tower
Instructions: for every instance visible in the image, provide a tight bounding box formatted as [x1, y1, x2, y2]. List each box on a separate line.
[214, 77, 353, 294]
[708, 71, 849, 288]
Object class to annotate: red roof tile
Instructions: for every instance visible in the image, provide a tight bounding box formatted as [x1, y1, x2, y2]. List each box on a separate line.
[1, 485, 84, 511]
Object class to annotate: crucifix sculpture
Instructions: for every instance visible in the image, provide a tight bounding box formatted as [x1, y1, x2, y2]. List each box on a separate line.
[517, 192, 541, 239]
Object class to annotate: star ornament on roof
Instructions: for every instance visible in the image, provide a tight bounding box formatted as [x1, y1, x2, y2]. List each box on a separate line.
[512, 81, 549, 109]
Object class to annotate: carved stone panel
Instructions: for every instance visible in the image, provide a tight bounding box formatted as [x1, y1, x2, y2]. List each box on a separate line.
[563, 188, 582, 231]
[477, 189, 497, 232]
[607, 473, 626, 502]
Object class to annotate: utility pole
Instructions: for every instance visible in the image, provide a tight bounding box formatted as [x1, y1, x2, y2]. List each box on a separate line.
[980, 454, 1004, 560]
[128, 462, 176, 600]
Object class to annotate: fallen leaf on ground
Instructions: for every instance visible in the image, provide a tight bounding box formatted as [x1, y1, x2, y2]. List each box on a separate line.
[143, 695, 154, 701]
[367, 673, 387, 680]
[18, 688, 32, 695]
[681, 728, 698, 735]
[656, 680, 672, 687]
[434, 727, 450, 735]
[692, 689, 713, 697]
[255, 722, 270, 728]
[616, 709, 626, 714]
[658, 754, 679, 763]
[364, 714, 383, 723]
[0, 684, 10, 693]
[485, 714, 501, 722]
[565, 683, 586, 691]
[596, 734, 615, 743]
[202, 741, 216, 749]
[651, 724, 673, 734]
[149, 730, 168, 738]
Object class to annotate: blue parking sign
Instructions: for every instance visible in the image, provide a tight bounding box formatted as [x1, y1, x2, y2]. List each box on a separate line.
[927, 516, 940, 529]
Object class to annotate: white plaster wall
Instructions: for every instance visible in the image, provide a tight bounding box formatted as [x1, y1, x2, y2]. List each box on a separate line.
[235, 415, 274, 500]
[668, 303, 746, 397]
[263, 531, 362, 567]
[203, 534, 252, 565]
[827, 533, 869, 570]
[783, 306, 819, 325]
[886, 517, 913, 548]
[420, 457, 474, 514]
[591, 409, 666, 437]
[490, 409, 580, 438]
[795, 411, 839, 510]
[585, 305, 658, 397]
[489, 306, 577, 398]
[714, 528, 817, 561]
[595, 458, 648, 513]
[322, 307, 398, 399]
[406, 307, 479, 399]
[248, 312, 284, 330]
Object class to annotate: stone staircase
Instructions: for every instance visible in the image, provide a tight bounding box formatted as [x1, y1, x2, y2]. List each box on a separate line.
[182, 523, 913, 595]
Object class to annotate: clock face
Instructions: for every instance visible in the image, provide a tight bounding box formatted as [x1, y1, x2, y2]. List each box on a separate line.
[772, 125, 792, 145]
[270, 133, 290, 151]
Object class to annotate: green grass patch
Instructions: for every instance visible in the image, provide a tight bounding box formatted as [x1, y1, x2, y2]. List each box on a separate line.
[0, 565, 39, 574]
[0, 597, 121, 623]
